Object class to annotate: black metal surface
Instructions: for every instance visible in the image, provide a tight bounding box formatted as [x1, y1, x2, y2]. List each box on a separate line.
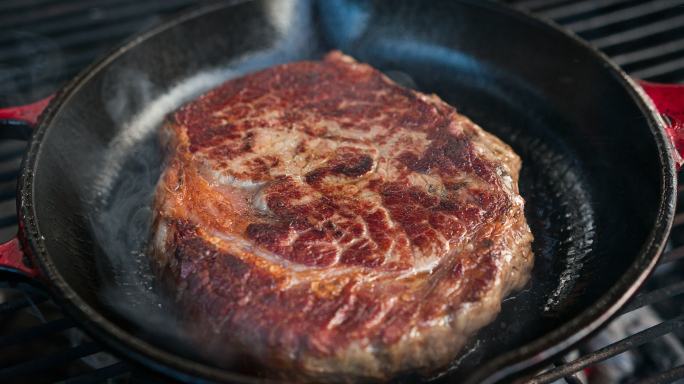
[0, 0, 680, 384]
[513, 0, 684, 83]
[0, 281, 122, 384]
[527, 315, 684, 383]
[17, 0, 676, 382]
[0, 0, 198, 106]
[637, 364, 684, 384]
[620, 281, 684, 315]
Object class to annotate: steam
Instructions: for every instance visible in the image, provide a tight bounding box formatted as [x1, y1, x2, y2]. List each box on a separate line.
[86, 0, 316, 368]
[93, 0, 315, 197]
[90, 64, 252, 348]
[94, 66, 241, 197]
[91, 62, 254, 337]
[90, 62, 275, 371]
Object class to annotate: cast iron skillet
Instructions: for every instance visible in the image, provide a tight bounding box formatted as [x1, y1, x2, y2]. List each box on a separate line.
[0, 1, 682, 382]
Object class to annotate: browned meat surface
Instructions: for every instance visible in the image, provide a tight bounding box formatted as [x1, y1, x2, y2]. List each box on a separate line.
[150, 51, 533, 382]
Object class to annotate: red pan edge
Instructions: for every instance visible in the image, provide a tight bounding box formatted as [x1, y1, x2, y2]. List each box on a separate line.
[0, 1, 681, 383]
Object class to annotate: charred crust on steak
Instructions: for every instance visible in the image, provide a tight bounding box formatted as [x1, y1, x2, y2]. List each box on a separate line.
[150, 51, 534, 381]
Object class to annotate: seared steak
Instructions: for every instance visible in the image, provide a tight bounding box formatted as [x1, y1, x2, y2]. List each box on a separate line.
[151, 51, 533, 381]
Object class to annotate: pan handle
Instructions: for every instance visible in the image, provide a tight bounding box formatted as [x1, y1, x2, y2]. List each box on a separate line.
[0, 97, 53, 279]
[0, 95, 53, 139]
[0, 237, 40, 278]
[639, 81, 684, 168]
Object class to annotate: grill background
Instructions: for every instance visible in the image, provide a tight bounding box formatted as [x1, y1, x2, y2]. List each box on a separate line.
[1, 1, 683, 383]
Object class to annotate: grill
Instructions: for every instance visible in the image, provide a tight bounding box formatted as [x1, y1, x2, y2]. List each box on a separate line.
[0, 1, 683, 383]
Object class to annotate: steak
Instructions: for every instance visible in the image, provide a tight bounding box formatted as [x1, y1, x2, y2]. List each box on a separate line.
[150, 51, 533, 381]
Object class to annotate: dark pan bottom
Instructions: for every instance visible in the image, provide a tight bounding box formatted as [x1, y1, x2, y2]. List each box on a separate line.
[28, 1, 669, 382]
[90, 46, 598, 381]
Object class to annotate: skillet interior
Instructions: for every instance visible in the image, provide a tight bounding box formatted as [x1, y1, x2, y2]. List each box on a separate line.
[23, 0, 673, 382]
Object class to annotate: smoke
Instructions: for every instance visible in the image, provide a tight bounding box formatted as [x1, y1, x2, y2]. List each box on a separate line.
[86, 0, 316, 369]
[94, 0, 315, 197]
[89, 60, 272, 372]
[94, 65, 241, 197]
[89, 63, 258, 358]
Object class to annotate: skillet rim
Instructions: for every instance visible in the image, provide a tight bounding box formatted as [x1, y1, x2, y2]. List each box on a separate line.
[16, 1, 677, 383]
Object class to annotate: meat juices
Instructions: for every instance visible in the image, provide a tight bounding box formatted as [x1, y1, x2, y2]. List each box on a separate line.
[150, 51, 533, 381]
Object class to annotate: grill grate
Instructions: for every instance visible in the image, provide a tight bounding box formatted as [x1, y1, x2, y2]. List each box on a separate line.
[1, 0, 684, 383]
[514, 0, 684, 83]
[0, 0, 197, 106]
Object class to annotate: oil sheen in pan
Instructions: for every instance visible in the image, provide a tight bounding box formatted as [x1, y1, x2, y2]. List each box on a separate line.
[86, 53, 596, 379]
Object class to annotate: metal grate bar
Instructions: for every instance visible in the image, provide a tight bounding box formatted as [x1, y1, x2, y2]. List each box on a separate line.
[0, 180, 17, 200]
[0, 318, 74, 348]
[619, 281, 684, 314]
[630, 55, 684, 80]
[0, 342, 101, 381]
[0, 145, 24, 163]
[514, 0, 575, 12]
[0, 37, 127, 87]
[0, 156, 23, 181]
[4, 47, 116, 90]
[62, 362, 130, 384]
[564, 0, 684, 33]
[0, 176, 20, 191]
[654, 71, 684, 83]
[7, 67, 93, 93]
[635, 364, 684, 384]
[612, 37, 684, 66]
[589, 13, 684, 49]
[0, 216, 18, 229]
[550, 358, 586, 384]
[0, 0, 194, 41]
[0, 0, 64, 12]
[660, 245, 684, 264]
[0, 295, 47, 315]
[0, 0, 139, 29]
[0, 142, 27, 162]
[537, 0, 632, 20]
[528, 315, 684, 383]
[0, 18, 160, 62]
[562, 373, 584, 384]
